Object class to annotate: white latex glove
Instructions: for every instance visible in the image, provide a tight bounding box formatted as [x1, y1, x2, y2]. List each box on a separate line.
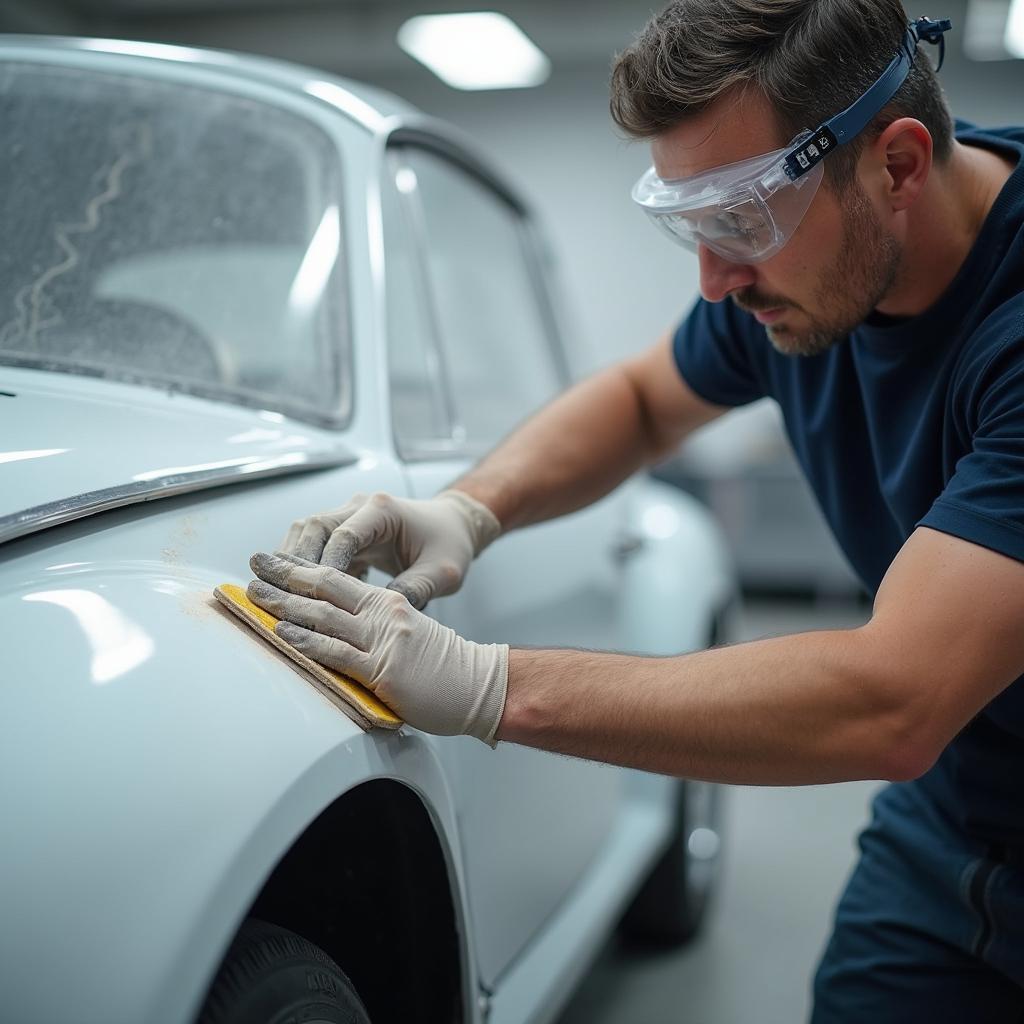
[248, 552, 509, 747]
[280, 490, 501, 610]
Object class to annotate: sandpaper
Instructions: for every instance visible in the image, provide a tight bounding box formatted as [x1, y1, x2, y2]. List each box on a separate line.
[214, 583, 402, 732]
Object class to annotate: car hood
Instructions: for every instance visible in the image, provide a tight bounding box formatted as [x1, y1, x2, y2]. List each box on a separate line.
[0, 369, 354, 544]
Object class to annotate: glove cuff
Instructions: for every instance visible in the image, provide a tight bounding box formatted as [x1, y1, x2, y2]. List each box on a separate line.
[472, 643, 510, 749]
[439, 489, 503, 557]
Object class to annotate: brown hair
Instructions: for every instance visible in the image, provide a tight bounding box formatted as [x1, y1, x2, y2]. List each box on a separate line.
[610, 0, 954, 188]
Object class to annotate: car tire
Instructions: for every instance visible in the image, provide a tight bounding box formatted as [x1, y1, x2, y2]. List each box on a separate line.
[617, 778, 724, 947]
[198, 917, 372, 1024]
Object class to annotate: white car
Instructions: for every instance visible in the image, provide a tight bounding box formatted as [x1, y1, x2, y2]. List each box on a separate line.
[0, 36, 735, 1024]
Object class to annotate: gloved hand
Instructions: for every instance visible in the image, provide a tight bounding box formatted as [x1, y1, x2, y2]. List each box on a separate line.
[248, 552, 509, 747]
[280, 490, 501, 610]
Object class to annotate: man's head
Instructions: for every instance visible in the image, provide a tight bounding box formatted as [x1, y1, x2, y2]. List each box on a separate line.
[610, 0, 954, 355]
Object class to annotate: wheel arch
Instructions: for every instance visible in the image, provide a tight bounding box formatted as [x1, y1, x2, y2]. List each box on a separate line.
[197, 778, 469, 1024]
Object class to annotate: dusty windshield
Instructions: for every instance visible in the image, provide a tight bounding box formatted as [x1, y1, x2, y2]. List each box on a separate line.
[0, 61, 348, 426]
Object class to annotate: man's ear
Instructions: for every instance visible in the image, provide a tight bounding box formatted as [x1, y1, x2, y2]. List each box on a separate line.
[868, 117, 933, 212]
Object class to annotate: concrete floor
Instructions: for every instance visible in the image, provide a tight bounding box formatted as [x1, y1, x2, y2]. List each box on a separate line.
[556, 597, 881, 1024]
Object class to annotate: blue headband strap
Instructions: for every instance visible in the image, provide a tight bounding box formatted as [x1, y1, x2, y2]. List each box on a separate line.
[782, 16, 952, 182]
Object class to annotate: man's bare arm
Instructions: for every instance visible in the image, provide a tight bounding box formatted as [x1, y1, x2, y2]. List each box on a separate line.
[451, 332, 727, 530]
[497, 527, 1024, 785]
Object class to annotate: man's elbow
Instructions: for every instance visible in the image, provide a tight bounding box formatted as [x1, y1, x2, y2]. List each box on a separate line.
[869, 684, 949, 783]
[850, 642, 946, 783]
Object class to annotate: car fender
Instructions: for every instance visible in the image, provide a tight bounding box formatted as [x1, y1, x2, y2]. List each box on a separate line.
[0, 556, 472, 1024]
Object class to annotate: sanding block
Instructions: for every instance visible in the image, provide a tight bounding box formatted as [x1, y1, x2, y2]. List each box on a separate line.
[214, 583, 402, 732]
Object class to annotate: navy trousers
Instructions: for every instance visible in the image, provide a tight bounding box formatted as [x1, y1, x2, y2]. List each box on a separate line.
[812, 782, 1024, 1022]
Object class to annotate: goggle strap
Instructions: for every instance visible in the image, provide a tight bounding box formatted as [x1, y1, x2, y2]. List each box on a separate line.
[913, 16, 953, 69]
[782, 16, 952, 182]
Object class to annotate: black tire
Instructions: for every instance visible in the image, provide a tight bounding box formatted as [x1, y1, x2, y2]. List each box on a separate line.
[617, 778, 725, 948]
[198, 918, 372, 1024]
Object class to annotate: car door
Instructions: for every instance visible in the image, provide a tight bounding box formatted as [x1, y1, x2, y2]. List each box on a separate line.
[380, 134, 633, 987]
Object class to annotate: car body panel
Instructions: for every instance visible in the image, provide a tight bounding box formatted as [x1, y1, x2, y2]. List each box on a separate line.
[0, 422, 433, 1023]
[404, 458, 631, 986]
[0, 371, 357, 543]
[489, 774, 677, 1024]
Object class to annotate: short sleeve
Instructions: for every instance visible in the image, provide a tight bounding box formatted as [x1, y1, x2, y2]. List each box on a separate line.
[672, 297, 767, 407]
[919, 328, 1024, 564]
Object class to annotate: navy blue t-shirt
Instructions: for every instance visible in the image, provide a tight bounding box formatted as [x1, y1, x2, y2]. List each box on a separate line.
[673, 123, 1024, 845]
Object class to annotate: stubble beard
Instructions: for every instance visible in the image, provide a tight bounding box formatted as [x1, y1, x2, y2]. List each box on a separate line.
[740, 185, 903, 358]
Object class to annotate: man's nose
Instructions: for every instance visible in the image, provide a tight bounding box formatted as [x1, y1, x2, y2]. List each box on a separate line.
[697, 244, 757, 303]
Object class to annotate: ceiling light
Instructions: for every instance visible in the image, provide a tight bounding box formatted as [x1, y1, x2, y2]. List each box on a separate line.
[965, 0, 1011, 59]
[965, 0, 1024, 59]
[1006, 0, 1024, 56]
[397, 12, 550, 91]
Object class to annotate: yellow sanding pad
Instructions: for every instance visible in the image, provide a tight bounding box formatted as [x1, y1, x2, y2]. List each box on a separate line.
[214, 583, 402, 732]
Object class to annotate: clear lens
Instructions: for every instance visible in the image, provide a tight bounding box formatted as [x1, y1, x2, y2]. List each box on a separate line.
[646, 158, 824, 263]
[700, 195, 780, 260]
[649, 191, 779, 261]
[649, 211, 700, 252]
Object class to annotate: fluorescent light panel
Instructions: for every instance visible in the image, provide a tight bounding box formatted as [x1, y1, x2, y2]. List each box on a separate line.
[965, 0, 1024, 59]
[1007, 0, 1024, 56]
[397, 12, 550, 90]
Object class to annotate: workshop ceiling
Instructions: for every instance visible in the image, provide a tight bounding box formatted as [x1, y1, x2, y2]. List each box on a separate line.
[1, 0, 656, 75]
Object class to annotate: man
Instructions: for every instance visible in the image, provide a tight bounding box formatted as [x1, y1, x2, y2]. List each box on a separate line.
[248, 0, 1024, 1017]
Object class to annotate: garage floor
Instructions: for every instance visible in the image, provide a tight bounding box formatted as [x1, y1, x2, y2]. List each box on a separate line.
[556, 597, 880, 1024]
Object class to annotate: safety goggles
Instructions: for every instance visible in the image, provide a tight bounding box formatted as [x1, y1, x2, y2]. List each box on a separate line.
[632, 16, 952, 263]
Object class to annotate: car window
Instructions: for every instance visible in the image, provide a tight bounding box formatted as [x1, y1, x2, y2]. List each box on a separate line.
[0, 61, 349, 426]
[392, 145, 563, 452]
[381, 152, 452, 457]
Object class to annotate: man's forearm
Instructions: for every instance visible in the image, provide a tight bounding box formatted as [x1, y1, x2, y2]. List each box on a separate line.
[450, 365, 658, 531]
[497, 629, 931, 785]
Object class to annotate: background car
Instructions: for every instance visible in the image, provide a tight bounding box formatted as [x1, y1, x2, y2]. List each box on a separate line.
[0, 36, 735, 1024]
[654, 401, 865, 599]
